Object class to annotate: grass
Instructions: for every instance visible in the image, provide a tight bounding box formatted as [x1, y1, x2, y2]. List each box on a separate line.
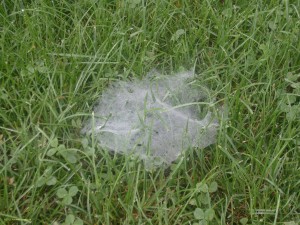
[0, 0, 299, 224]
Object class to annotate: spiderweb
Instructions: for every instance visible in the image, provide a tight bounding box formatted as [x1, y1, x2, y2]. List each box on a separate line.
[81, 71, 219, 169]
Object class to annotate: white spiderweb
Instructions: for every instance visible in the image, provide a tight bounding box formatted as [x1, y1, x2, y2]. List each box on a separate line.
[81, 71, 219, 168]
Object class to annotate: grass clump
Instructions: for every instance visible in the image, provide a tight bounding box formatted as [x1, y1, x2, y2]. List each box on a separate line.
[0, 0, 299, 224]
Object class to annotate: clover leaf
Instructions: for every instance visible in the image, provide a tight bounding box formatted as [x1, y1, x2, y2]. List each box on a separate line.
[194, 208, 215, 224]
[208, 181, 218, 193]
[199, 192, 210, 205]
[47, 139, 78, 164]
[196, 182, 208, 193]
[171, 29, 185, 41]
[36, 166, 57, 187]
[194, 208, 205, 220]
[57, 186, 78, 205]
[63, 214, 83, 225]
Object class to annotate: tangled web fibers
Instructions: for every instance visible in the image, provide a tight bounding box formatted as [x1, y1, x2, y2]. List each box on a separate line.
[81, 70, 219, 169]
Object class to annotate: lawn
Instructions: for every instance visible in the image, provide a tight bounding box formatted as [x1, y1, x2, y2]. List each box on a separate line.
[0, 0, 299, 224]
